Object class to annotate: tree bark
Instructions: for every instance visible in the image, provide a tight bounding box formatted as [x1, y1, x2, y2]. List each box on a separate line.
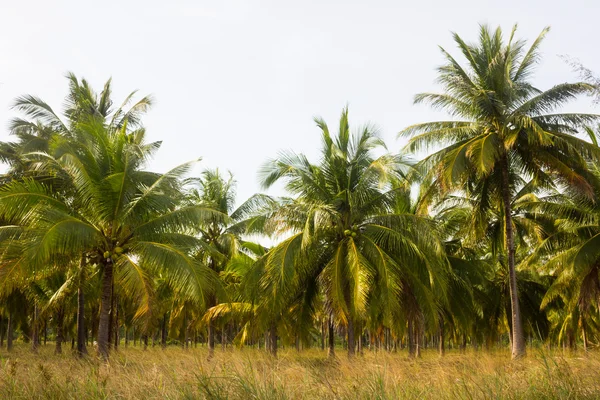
[321, 319, 326, 351]
[77, 256, 88, 357]
[581, 315, 588, 352]
[328, 315, 335, 358]
[500, 156, 526, 359]
[107, 283, 114, 351]
[77, 284, 88, 356]
[7, 314, 13, 352]
[439, 318, 445, 356]
[207, 294, 216, 357]
[161, 314, 168, 349]
[0, 316, 4, 348]
[408, 318, 416, 358]
[113, 295, 119, 350]
[268, 323, 277, 356]
[31, 304, 39, 353]
[55, 308, 65, 354]
[97, 259, 114, 360]
[221, 325, 226, 350]
[347, 317, 355, 356]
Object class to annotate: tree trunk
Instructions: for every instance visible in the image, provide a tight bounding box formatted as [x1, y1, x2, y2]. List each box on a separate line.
[0, 316, 4, 348]
[221, 325, 226, 350]
[97, 259, 114, 360]
[107, 283, 114, 351]
[143, 334, 148, 350]
[408, 318, 416, 358]
[500, 157, 526, 359]
[581, 315, 588, 352]
[55, 308, 65, 354]
[7, 314, 13, 352]
[31, 304, 39, 353]
[347, 317, 355, 357]
[268, 323, 277, 356]
[438, 319, 445, 356]
[207, 293, 216, 357]
[113, 295, 119, 350]
[77, 284, 88, 356]
[185, 325, 190, 350]
[358, 328, 362, 355]
[321, 319, 326, 351]
[161, 314, 168, 349]
[328, 315, 335, 358]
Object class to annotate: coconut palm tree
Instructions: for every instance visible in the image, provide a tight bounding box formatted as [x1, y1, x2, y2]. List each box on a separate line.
[0, 78, 223, 359]
[184, 169, 274, 356]
[528, 167, 600, 350]
[257, 108, 447, 356]
[399, 25, 600, 358]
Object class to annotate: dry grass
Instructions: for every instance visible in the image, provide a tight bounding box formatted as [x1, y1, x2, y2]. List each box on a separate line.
[0, 344, 599, 399]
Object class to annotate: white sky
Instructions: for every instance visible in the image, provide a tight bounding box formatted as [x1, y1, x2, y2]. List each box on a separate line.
[1, 0, 599, 204]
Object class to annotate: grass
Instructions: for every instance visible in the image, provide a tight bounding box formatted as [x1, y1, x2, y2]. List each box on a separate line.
[0, 344, 598, 399]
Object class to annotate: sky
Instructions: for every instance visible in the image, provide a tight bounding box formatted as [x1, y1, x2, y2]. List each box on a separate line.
[1, 0, 599, 204]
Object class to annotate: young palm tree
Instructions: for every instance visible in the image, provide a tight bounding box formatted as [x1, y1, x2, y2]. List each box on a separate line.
[399, 25, 600, 358]
[258, 108, 447, 356]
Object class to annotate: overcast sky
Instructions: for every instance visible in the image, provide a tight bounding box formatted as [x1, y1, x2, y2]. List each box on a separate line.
[1, 0, 598, 204]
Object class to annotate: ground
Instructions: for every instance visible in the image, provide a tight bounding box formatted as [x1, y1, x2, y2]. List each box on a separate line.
[0, 344, 598, 399]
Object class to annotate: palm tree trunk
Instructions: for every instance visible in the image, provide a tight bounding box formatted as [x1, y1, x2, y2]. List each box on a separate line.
[580, 316, 588, 352]
[55, 308, 65, 354]
[268, 323, 277, 356]
[328, 315, 335, 357]
[500, 157, 526, 359]
[113, 295, 119, 350]
[408, 318, 416, 358]
[77, 256, 88, 357]
[321, 319, 326, 351]
[0, 316, 4, 348]
[107, 283, 114, 351]
[31, 304, 39, 353]
[207, 294, 216, 357]
[77, 284, 88, 356]
[221, 325, 226, 350]
[7, 314, 13, 352]
[415, 328, 421, 358]
[161, 314, 168, 349]
[347, 317, 355, 356]
[97, 259, 114, 360]
[439, 319, 445, 356]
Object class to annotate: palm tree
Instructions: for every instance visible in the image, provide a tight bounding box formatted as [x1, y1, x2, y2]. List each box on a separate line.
[529, 168, 600, 350]
[258, 108, 447, 356]
[399, 25, 600, 358]
[184, 169, 273, 356]
[0, 77, 222, 360]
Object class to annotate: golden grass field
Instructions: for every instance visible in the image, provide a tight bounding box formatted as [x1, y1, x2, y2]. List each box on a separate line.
[0, 344, 599, 399]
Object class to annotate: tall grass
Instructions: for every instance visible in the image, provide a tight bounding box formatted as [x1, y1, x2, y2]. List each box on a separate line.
[0, 345, 598, 399]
